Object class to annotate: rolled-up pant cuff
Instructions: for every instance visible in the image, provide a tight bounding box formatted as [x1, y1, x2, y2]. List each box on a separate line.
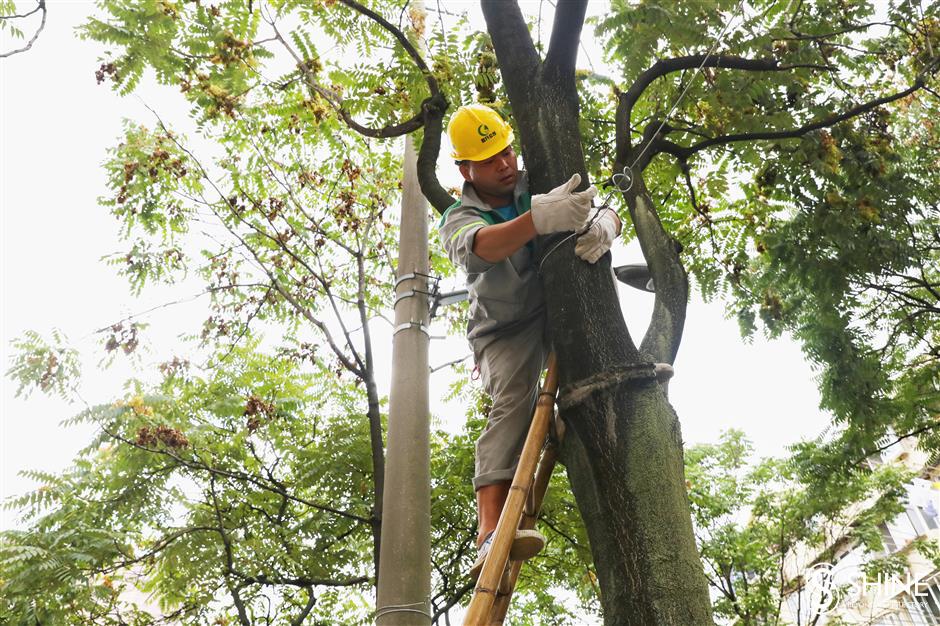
[473, 468, 518, 491]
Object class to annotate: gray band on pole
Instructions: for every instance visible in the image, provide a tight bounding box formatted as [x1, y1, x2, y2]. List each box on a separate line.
[392, 321, 430, 337]
[393, 290, 418, 306]
[394, 272, 418, 287]
[374, 600, 432, 620]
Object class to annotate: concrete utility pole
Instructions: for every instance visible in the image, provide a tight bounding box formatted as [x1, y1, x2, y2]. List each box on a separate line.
[375, 130, 432, 623]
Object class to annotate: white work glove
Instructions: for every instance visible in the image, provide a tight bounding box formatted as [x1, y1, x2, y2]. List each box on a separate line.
[530, 173, 596, 234]
[575, 207, 622, 264]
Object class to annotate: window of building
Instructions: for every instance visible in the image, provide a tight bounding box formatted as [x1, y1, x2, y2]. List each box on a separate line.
[881, 611, 907, 626]
[911, 579, 940, 625]
[908, 506, 940, 537]
[882, 522, 900, 554]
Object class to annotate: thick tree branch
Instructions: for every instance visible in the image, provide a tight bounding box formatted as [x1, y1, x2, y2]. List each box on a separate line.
[315, 82, 426, 137]
[0, 0, 44, 18]
[480, 0, 541, 87]
[229, 583, 252, 626]
[655, 78, 930, 162]
[480, 0, 587, 190]
[269, 17, 429, 138]
[623, 54, 829, 122]
[631, 120, 671, 173]
[614, 168, 688, 363]
[337, 0, 438, 94]
[617, 54, 832, 162]
[416, 94, 456, 214]
[543, 0, 588, 79]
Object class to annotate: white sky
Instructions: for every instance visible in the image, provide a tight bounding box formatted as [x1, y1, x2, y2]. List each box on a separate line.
[0, 0, 830, 551]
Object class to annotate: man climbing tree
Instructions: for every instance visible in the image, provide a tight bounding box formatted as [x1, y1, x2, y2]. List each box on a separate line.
[438, 103, 622, 585]
[414, 1, 939, 622]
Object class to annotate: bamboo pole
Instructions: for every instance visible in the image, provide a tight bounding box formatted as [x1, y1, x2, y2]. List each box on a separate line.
[462, 353, 559, 625]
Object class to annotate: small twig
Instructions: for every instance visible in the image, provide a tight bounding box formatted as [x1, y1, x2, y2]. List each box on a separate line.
[0, 0, 47, 58]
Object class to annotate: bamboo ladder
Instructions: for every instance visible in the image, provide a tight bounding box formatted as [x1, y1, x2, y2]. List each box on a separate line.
[462, 352, 562, 626]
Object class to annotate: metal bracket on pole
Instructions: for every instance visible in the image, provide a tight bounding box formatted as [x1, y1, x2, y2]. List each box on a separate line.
[429, 289, 469, 319]
[393, 321, 430, 338]
[394, 272, 417, 288]
[394, 271, 440, 288]
[394, 272, 442, 311]
[393, 288, 436, 307]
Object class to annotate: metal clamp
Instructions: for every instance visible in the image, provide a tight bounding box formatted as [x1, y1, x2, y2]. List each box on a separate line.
[394, 271, 440, 288]
[393, 288, 436, 308]
[394, 272, 442, 311]
[394, 272, 419, 288]
[393, 321, 430, 338]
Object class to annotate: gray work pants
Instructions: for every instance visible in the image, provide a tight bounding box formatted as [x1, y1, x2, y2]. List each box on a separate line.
[471, 315, 551, 491]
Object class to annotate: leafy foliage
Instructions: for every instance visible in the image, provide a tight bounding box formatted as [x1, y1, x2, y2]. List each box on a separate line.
[581, 0, 940, 497]
[3, 0, 939, 622]
[2, 340, 376, 623]
[687, 430, 933, 625]
[6, 329, 81, 400]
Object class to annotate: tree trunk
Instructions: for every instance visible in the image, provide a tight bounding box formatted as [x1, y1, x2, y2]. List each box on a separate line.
[478, 2, 714, 623]
[538, 234, 711, 625]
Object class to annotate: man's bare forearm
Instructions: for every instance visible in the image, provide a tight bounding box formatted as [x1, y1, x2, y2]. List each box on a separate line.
[472, 212, 537, 263]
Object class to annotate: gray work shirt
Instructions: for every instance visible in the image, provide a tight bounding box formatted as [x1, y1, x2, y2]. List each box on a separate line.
[438, 173, 546, 352]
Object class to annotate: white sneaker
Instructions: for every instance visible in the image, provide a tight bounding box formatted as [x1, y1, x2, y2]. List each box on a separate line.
[469, 529, 545, 581]
[508, 529, 545, 561]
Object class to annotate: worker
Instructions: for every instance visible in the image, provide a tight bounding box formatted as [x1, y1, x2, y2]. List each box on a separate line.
[437, 104, 622, 582]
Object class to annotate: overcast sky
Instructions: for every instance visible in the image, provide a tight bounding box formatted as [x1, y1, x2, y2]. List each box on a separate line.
[1, 1, 832, 537]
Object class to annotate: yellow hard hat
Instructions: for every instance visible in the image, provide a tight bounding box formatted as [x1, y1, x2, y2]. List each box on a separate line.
[447, 104, 514, 162]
